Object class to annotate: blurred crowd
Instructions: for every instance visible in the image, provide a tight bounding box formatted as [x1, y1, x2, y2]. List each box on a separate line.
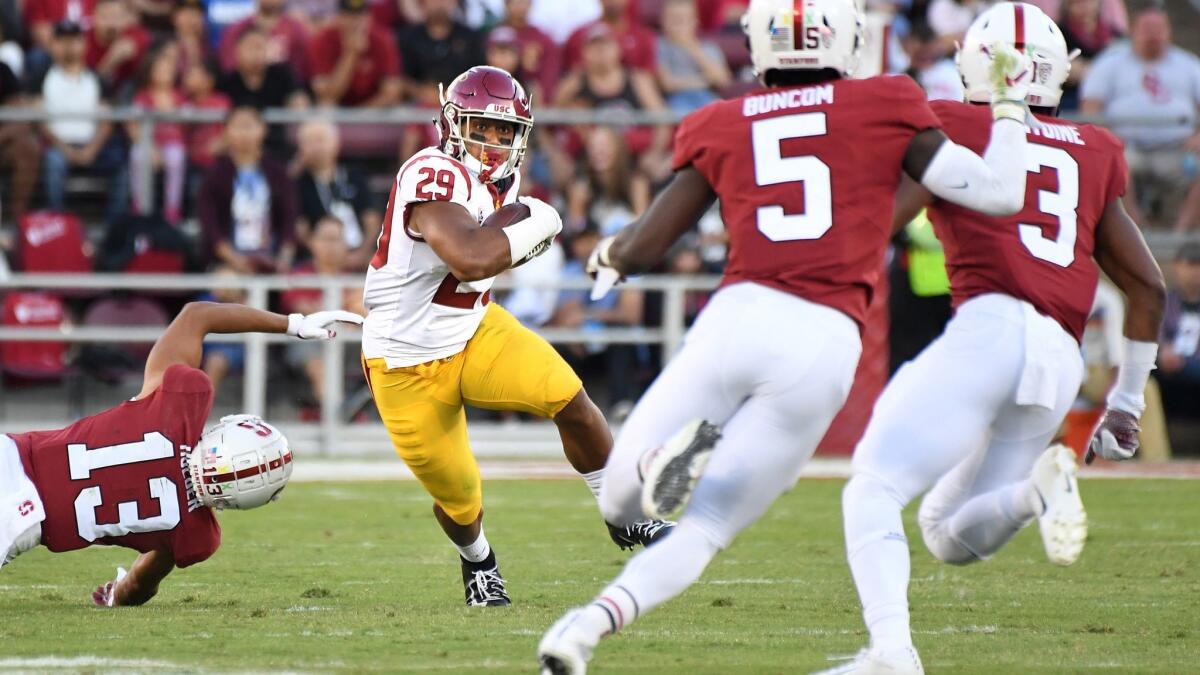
[0, 0, 1197, 447]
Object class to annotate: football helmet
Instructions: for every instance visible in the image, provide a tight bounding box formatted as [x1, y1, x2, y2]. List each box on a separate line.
[958, 2, 1072, 108]
[436, 65, 533, 183]
[742, 0, 864, 79]
[188, 414, 293, 510]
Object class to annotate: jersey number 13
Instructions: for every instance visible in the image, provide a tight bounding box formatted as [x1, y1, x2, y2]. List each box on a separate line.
[68, 432, 181, 542]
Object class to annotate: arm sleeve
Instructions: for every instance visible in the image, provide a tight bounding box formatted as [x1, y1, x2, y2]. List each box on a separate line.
[919, 119, 1028, 216]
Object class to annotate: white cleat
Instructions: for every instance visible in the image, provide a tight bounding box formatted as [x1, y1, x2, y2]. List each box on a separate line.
[1032, 443, 1088, 566]
[538, 608, 598, 675]
[640, 419, 722, 520]
[812, 645, 925, 675]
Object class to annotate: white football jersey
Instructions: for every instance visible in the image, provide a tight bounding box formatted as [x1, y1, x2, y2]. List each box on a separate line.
[362, 147, 522, 368]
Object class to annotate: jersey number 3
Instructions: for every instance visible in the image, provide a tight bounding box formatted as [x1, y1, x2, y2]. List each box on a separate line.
[751, 112, 832, 241]
[1019, 144, 1079, 268]
[68, 432, 181, 542]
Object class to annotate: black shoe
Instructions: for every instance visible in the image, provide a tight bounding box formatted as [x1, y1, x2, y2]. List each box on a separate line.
[461, 551, 511, 607]
[606, 519, 675, 551]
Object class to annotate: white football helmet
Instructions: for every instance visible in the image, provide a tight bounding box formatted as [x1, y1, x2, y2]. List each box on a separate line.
[188, 415, 293, 510]
[742, 0, 864, 79]
[958, 2, 1072, 108]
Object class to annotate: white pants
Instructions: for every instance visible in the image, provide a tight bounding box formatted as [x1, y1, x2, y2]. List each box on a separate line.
[851, 294, 1084, 560]
[1, 434, 44, 569]
[600, 282, 862, 548]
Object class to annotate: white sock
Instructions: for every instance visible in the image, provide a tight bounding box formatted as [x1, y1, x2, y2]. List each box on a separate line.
[582, 468, 605, 503]
[843, 474, 914, 651]
[1013, 478, 1043, 520]
[455, 530, 491, 564]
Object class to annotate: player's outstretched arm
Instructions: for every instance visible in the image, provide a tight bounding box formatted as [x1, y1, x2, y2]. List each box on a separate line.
[1087, 198, 1167, 464]
[91, 549, 175, 607]
[413, 198, 561, 282]
[603, 167, 716, 276]
[139, 302, 361, 399]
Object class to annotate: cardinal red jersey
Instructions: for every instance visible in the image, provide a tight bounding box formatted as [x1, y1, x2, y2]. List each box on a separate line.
[12, 364, 219, 567]
[927, 101, 1127, 343]
[673, 75, 940, 328]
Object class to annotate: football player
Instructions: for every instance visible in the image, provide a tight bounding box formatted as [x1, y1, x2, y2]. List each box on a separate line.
[538, 0, 1037, 670]
[0, 301, 361, 607]
[822, 5, 1165, 673]
[360, 65, 670, 608]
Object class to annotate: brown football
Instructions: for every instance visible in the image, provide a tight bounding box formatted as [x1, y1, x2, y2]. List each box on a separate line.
[482, 202, 531, 229]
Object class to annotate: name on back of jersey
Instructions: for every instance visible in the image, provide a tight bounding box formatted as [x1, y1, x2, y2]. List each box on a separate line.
[742, 84, 834, 117]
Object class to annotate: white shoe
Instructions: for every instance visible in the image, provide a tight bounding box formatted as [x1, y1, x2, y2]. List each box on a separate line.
[812, 645, 924, 675]
[538, 608, 599, 675]
[1031, 444, 1088, 566]
[639, 419, 721, 520]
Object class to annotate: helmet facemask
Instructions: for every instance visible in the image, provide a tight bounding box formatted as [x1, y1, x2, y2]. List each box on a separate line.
[439, 82, 532, 183]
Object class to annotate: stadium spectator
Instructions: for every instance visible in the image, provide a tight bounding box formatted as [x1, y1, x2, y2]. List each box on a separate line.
[655, 0, 730, 115]
[199, 264, 249, 396]
[183, 60, 231, 174]
[926, 0, 989, 44]
[496, 0, 560, 99]
[1027, 0, 1127, 33]
[219, 25, 307, 157]
[219, 0, 311, 82]
[280, 215, 366, 414]
[565, 125, 650, 236]
[1058, 0, 1122, 111]
[127, 42, 187, 224]
[564, 0, 656, 73]
[397, 0, 485, 107]
[484, 27, 530, 94]
[198, 106, 297, 274]
[309, 0, 403, 107]
[172, 0, 212, 81]
[204, 0, 257, 48]
[40, 20, 129, 224]
[288, 0, 340, 28]
[903, 21, 962, 101]
[128, 0, 175, 35]
[1081, 6, 1200, 232]
[555, 25, 670, 176]
[22, 0, 97, 87]
[293, 119, 381, 269]
[0, 58, 40, 223]
[526, 0, 600, 44]
[85, 0, 150, 99]
[1157, 241, 1200, 419]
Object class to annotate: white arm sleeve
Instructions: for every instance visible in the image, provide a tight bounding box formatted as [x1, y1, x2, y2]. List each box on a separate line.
[919, 117, 1028, 216]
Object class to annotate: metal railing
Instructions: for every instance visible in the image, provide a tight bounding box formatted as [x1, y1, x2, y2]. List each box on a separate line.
[0, 272, 720, 455]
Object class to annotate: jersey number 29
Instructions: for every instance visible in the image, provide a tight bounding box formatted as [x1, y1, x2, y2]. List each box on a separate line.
[751, 113, 832, 241]
[68, 433, 181, 542]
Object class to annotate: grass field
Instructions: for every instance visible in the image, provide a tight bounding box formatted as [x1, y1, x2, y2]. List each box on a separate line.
[1, 478, 1197, 674]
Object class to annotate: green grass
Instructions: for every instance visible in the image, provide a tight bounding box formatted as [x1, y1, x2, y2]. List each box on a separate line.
[1, 479, 1197, 673]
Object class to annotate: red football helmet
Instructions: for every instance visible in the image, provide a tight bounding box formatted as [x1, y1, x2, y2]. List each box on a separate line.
[436, 66, 533, 183]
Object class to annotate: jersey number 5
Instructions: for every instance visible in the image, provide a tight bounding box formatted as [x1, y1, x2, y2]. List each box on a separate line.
[1019, 144, 1079, 268]
[751, 112, 832, 241]
[68, 432, 181, 542]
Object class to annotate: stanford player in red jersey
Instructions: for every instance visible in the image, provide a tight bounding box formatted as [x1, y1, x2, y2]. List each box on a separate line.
[830, 5, 1165, 674]
[538, 0, 1037, 671]
[0, 301, 360, 607]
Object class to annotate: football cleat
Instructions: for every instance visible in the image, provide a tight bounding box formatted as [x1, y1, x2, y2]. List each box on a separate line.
[538, 608, 599, 675]
[640, 420, 722, 520]
[812, 645, 924, 675]
[606, 519, 675, 550]
[461, 555, 511, 607]
[1032, 444, 1088, 566]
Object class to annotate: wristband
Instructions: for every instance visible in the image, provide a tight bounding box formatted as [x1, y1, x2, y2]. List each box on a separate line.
[1105, 338, 1158, 417]
[991, 101, 1026, 124]
[502, 217, 556, 266]
[286, 313, 303, 337]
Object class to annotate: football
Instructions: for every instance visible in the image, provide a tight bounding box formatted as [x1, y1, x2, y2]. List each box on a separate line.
[481, 202, 531, 229]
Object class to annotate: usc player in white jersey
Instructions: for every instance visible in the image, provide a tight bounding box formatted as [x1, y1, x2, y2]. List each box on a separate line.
[361, 66, 670, 607]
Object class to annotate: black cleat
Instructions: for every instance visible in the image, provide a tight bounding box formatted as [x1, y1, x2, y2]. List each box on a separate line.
[539, 655, 572, 675]
[606, 519, 675, 550]
[461, 552, 511, 607]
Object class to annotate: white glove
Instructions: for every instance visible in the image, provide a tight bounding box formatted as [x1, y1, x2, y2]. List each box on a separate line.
[91, 566, 127, 608]
[286, 310, 364, 340]
[586, 236, 623, 300]
[986, 41, 1035, 124]
[517, 196, 563, 240]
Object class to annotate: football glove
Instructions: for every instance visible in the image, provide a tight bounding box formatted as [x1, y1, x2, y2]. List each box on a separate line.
[91, 566, 127, 608]
[586, 236, 623, 300]
[986, 41, 1034, 124]
[1085, 408, 1140, 465]
[286, 310, 363, 340]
